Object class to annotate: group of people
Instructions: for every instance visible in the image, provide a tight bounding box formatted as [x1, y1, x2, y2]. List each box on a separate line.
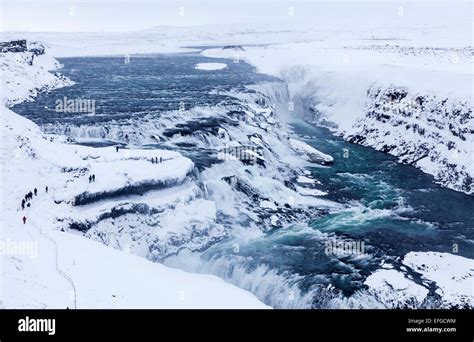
[88, 174, 96, 183]
[151, 157, 163, 164]
[21, 186, 48, 224]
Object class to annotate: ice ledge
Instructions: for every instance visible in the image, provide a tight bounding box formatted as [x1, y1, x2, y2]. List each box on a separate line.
[288, 138, 333, 165]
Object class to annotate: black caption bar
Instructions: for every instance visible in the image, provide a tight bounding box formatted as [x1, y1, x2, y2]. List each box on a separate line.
[0, 309, 472, 341]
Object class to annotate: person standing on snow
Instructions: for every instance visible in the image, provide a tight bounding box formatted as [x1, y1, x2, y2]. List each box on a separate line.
[22, 216, 27, 224]
[45, 186, 48, 193]
[34, 188, 37, 196]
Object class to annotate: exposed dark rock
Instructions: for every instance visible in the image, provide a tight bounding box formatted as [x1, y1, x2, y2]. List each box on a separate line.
[344, 86, 473, 194]
[0, 40, 27, 53]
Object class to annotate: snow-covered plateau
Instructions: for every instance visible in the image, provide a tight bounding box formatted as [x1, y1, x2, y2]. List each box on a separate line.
[1, 1, 473, 309]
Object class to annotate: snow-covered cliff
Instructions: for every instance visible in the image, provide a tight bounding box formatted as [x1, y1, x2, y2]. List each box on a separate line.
[345, 86, 473, 194]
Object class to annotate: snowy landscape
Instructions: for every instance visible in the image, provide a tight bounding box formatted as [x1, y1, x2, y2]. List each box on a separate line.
[0, 1, 473, 310]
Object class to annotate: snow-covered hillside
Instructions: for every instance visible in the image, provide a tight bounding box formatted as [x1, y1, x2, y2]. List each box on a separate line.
[0, 48, 268, 308]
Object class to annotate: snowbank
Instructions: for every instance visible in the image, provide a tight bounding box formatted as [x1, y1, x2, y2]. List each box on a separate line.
[1, 51, 73, 107]
[365, 252, 473, 308]
[289, 138, 333, 164]
[364, 269, 429, 308]
[404, 252, 474, 308]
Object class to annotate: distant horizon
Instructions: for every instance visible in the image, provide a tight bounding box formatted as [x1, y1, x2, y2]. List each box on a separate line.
[1, 0, 471, 33]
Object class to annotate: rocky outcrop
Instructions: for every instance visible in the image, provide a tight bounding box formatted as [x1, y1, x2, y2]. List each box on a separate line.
[0, 40, 46, 65]
[0, 40, 27, 53]
[1, 41, 73, 106]
[73, 176, 193, 206]
[344, 86, 473, 194]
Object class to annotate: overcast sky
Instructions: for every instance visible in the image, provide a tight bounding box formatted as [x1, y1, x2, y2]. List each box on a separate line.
[1, 0, 468, 32]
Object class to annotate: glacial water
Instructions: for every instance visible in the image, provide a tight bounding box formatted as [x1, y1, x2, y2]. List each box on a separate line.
[12, 52, 474, 308]
[13, 53, 275, 125]
[193, 121, 474, 307]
